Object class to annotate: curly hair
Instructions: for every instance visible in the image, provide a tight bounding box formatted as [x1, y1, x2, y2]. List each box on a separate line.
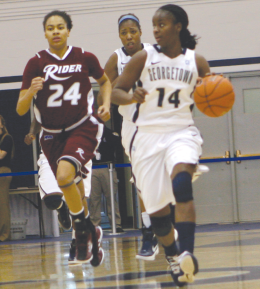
[43, 10, 73, 31]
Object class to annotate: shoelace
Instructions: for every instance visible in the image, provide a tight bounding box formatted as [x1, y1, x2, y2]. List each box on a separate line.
[166, 256, 180, 274]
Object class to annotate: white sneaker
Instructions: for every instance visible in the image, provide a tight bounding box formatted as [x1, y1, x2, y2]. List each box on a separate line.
[174, 228, 178, 241]
[178, 251, 199, 283]
[166, 251, 199, 286]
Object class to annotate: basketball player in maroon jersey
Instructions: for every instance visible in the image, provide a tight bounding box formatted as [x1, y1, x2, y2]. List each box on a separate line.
[17, 10, 111, 266]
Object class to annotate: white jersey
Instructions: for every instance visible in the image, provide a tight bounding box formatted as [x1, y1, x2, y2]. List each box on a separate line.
[115, 43, 151, 122]
[135, 45, 198, 130]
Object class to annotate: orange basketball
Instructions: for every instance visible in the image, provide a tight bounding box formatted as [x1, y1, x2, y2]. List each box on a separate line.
[194, 75, 235, 117]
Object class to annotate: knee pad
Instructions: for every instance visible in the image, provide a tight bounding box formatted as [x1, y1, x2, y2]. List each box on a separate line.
[172, 171, 193, 203]
[44, 195, 62, 210]
[150, 214, 172, 237]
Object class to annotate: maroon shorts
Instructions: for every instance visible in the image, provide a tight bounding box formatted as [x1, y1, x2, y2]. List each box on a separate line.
[40, 116, 103, 178]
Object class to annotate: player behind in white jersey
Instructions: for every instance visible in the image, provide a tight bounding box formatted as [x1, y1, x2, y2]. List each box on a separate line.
[104, 13, 178, 261]
[112, 4, 211, 287]
[24, 116, 92, 264]
[17, 10, 111, 266]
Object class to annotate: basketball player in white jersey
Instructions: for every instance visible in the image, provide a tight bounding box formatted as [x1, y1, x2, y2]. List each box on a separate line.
[104, 13, 178, 261]
[112, 4, 212, 287]
[24, 116, 92, 265]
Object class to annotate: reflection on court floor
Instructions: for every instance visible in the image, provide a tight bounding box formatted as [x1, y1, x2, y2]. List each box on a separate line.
[1, 224, 260, 288]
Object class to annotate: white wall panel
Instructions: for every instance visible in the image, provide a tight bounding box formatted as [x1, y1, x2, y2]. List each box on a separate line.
[0, 0, 259, 78]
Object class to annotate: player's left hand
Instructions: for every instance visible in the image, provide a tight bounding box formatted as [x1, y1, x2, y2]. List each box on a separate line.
[98, 105, 110, 122]
[132, 87, 147, 103]
[24, 133, 36, 145]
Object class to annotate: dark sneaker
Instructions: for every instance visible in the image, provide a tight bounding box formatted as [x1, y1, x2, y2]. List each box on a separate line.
[166, 251, 199, 287]
[75, 230, 93, 263]
[68, 239, 76, 262]
[116, 227, 125, 233]
[90, 226, 104, 267]
[68, 239, 82, 266]
[136, 227, 159, 261]
[57, 200, 72, 230]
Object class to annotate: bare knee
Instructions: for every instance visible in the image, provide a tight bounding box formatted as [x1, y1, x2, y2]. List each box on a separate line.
[56, 160, 76, 187]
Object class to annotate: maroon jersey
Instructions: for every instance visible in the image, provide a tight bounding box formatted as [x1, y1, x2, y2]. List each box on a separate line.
[21, 46, 104, 130]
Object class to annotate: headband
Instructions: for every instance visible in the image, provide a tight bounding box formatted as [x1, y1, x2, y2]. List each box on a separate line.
[118, 15, 139, 26]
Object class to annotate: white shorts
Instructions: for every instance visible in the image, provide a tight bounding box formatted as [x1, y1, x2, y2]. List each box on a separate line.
[131, 125, 203, 214]
[121, 119, 137, 159]
[37, 153, 92, 199]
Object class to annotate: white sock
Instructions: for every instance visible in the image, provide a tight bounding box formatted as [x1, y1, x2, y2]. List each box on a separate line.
[141, 212, 151, 228]
[72, 229, 75, 239]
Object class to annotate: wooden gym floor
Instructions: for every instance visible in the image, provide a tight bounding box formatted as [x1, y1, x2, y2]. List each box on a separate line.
[1, 223, 260, 288]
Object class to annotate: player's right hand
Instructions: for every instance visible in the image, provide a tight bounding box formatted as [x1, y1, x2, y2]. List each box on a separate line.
[29, 77, 45, 95]
[97, 105, 111, 122]
[24, 133, 36, 145]
[132, 87, 147, 103]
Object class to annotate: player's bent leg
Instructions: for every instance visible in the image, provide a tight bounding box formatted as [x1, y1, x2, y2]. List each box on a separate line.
[172, 170, 196, 253]
[149, 207, 186, 286]
[149, 206, 179, 255]
[169, 165, 198, 286]
[70, 164, 104, 266]
[57, 160, 93, 264]
[43, 194, 72, 231]
[136, 225, 159, 261]
[136, 195, 159, 261]
[150, 208, 190, 288]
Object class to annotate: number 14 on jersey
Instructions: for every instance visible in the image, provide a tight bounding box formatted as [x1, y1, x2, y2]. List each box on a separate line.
[157, 88, 180, 108]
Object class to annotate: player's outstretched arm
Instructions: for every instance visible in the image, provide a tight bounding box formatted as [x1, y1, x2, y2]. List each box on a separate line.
[112, 50, 147, 105]
[96, 72, 112, 122]
[17, 77, 45, 116]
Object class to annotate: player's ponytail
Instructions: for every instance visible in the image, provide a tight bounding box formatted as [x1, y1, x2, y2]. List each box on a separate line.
[180, 27, 197, 50]
[159, 4, 198, 50]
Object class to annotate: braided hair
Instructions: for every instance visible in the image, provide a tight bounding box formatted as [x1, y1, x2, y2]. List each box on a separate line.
[158, 4, 197, 49]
